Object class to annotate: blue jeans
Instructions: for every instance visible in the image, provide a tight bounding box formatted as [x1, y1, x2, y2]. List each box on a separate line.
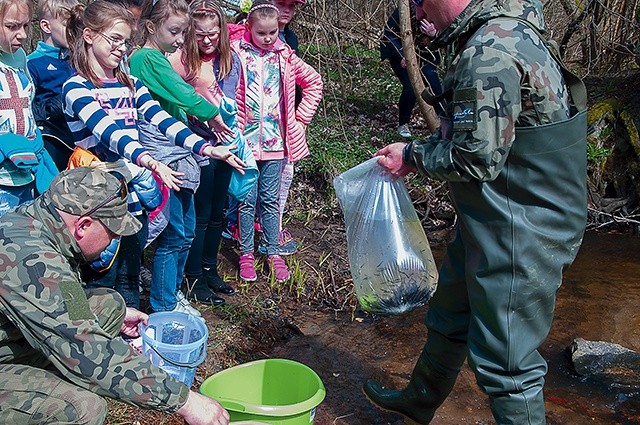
[239, 159, 281, 255]
[150, 189, 196, 312]
[185, 159, 232, 277]
[0, 183, 34, 217]
[85, 213, 148, 309]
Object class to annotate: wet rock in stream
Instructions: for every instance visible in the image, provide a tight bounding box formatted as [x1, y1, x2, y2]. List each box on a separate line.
[570, 338, 640, 387]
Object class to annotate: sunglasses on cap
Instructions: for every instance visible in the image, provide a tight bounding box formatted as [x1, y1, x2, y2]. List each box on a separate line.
[79, 178, 128, 219]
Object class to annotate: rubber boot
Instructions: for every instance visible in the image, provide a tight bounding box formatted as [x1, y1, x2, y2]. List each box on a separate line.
[203, 267, 235, 295]
[489, 385, 546, 425]
[183, 276, 225, 306]
[363, 331, 467, 423]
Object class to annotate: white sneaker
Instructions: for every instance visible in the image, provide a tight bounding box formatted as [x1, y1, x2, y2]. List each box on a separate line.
[398, 124, 412, 138]
[174, 291, 203, 318]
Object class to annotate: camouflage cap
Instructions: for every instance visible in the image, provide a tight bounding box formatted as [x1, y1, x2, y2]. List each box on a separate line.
[48, 167, 142, 236]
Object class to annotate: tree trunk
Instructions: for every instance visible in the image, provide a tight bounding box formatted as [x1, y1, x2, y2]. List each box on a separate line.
[398, 0, 439, 133]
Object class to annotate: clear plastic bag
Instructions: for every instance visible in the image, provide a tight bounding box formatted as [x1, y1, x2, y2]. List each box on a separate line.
[334, 157, 438, 315]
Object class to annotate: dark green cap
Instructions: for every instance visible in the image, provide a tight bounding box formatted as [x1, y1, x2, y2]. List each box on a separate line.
[48, 167, 142, 236]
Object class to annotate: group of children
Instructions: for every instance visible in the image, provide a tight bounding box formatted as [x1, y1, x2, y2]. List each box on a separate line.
[0, 0, 322, 319]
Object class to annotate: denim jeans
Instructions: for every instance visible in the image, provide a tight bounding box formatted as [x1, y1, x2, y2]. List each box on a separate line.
[0, 183, 34, 217]
[185, 159, 232, 278]
[239, 159, 281, 255]
[150, 189, 196, 312]
[85, 213, 148, 309]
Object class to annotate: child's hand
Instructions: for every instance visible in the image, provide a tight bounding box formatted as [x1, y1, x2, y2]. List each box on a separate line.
[207, 115, 234, 140]
[420, 19, 437, 37]
[203, 145, 247, 174]
[139, 155, 184, 191]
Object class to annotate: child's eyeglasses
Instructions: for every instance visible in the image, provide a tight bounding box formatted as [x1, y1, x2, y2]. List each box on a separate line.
[100, 33, 132, 50]
[79, 178, 128, 219]
[195, 32, 220, 42]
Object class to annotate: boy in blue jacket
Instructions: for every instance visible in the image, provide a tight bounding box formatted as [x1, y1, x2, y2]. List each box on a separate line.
[27, 0, 79, 170]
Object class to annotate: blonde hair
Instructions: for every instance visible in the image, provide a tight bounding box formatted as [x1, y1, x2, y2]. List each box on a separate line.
[0, 0, 32, 23]
[246, 0, 279, 25]
[181, 0, 232, 82]
[66, 0, 135, 89]
[37, 0, 81, 20]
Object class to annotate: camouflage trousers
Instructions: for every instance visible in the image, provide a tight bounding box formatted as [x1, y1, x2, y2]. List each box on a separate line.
[0, 287, 126, 424]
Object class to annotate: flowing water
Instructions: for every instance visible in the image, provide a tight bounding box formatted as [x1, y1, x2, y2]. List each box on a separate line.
[271, 231, 640, 424]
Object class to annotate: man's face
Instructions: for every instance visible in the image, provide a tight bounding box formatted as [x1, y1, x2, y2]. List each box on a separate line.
[273, 0, 299, 28]
[420, 0, 459, 32]
[76, 218, 119, 261]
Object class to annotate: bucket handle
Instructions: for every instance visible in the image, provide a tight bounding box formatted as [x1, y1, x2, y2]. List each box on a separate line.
[145, 340, 207, 368]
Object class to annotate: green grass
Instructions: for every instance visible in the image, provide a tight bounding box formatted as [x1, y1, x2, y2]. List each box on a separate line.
[298, 44, 402, 185]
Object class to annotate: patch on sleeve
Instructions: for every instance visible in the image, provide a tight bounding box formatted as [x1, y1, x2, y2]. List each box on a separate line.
[452, 87, 478, 131]
[58, 281, 93, 321]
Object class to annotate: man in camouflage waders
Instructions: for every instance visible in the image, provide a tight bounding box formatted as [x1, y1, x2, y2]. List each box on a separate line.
[0, 167, 229, 425]
[366, 0, 588, 423]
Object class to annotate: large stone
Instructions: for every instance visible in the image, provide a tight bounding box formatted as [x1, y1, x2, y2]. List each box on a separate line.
[570, 338, 640, 388]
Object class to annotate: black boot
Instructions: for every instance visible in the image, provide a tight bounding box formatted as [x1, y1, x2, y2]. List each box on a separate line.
[203, 267, 235, 295]
[363, 332, 466, 424]
[183, 276, 225, 306]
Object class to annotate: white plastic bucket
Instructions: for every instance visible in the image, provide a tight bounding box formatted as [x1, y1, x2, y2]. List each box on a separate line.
[139, 311, 208, 387]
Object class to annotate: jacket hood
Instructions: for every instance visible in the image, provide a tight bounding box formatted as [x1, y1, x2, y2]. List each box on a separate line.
[432, 0, 545, 49]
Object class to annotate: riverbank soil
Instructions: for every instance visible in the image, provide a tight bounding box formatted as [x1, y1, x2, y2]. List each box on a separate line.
[105, 73, 640, 424]
[109, 216, 639, 425]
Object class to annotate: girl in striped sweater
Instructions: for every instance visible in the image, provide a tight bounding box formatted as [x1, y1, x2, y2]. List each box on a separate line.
[129, 0, 244, 316]
[232, 0, 322, 283]
[63, 0, 244, 312]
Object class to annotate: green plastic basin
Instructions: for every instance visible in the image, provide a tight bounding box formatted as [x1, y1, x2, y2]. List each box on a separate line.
[200, 358, 325, 424]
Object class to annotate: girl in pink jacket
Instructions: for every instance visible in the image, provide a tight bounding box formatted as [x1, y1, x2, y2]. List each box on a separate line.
[232, 0, 322, 283]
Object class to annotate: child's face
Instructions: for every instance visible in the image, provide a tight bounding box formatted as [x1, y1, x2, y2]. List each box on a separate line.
[41, 13, 69, 49]
[147, 12, 188, 54]
[194, 15, 220, 56]
[0, 2, 30, 53]
[85, 20, 131, 78]
[249, 15, 279, 51]
[273, 0, 300, 27]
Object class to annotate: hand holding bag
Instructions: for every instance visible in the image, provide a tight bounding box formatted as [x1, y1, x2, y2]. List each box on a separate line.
[334, 157, 438, 315]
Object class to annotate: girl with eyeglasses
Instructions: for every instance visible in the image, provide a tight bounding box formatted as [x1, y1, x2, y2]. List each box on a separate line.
[129, 0, 244, 317]
[168, 0, 242, 307]
[0, 0, 58, 217]
[62, 0, 245, 312]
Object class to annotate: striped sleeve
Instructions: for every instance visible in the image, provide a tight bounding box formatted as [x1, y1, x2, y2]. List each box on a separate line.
[63, 76, 149, 164]
[132, 78, 210, 155]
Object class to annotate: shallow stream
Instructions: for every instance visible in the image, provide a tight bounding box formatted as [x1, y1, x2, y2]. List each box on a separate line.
[272, 231, 640, 424]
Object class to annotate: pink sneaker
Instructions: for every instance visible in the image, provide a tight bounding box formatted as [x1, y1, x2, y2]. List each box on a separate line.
[239, 253, 257, 282]
[268, 255, 290, 283]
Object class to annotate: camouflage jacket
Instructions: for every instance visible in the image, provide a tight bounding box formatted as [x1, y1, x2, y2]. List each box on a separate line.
[0, 195, 189, 412]
[409, 0, 571, 181]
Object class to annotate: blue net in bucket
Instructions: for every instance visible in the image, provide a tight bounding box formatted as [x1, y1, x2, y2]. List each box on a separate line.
[139, 312, 208, 387]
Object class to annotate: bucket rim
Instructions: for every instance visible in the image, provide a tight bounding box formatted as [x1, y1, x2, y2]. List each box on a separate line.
[200, 358, 326, 417]
[139, 311, 209, 368]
